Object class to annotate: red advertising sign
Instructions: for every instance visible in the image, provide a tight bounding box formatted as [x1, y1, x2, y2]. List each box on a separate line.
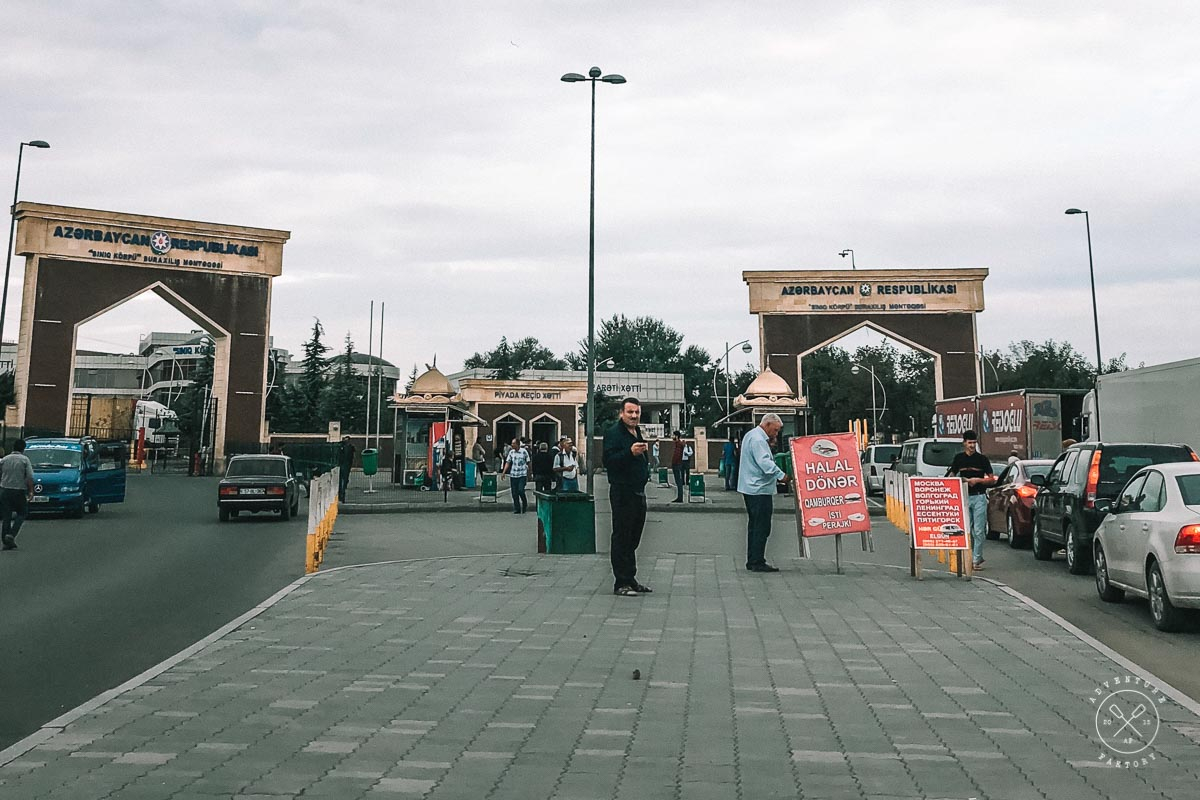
[979, 391, 1027, 459]
[908, 476, 969, 550]
[790, 433, 872, 538]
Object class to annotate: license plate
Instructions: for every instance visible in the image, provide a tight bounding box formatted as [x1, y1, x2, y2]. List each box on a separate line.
[240, 488, 266, 495]
[31, 496, 49, 503]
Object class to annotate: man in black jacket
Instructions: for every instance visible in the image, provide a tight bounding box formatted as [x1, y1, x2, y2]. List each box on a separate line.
[603, 397, 652, 596]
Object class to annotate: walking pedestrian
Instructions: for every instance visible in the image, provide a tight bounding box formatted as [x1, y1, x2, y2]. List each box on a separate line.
[603, 397, 652, 596]
[337, 436, 355, 503]
[532, 441, 555, 493]
[554, 437, 580, 492]
[722, 439, 737, 490]
[503, 437, 530, 514]
[670, 432, 687, 503]
[738, 414, 789, 572]
[947, 430, 996, 570]
[0, 438, 35, 550]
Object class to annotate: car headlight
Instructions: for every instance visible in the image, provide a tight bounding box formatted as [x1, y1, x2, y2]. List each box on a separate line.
[61, 485, 80, 492]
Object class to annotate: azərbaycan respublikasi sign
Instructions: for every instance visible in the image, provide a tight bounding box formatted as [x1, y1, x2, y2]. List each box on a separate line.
[51, 225, 260, 258]
[780, 282, 959, 297]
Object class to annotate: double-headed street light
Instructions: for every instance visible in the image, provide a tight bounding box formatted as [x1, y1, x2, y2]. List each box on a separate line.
[2, 139, 51, 348]
[561, 66, 625, 491]
[1065, 207, 1103, 439]
[838, 249, 856, 269]
[716, 340, 753, 421]
[850, 362, 887, 444]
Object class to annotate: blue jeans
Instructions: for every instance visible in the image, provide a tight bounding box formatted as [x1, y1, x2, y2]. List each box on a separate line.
[559, 477, 579, 492]
[968, 493, 988, 563]
[510, 475, 528, 513]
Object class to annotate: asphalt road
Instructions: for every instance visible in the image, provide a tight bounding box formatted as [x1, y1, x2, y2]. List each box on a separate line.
[0, 474, 307, 750]
[327, 500, 1200, 705]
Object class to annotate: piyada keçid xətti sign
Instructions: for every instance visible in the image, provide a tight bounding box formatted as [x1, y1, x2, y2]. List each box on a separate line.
[908, 476, 970, 550]
[789, 433, 871, 538]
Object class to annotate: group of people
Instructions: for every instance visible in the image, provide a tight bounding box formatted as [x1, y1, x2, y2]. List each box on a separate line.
[498, 436, 580, 514]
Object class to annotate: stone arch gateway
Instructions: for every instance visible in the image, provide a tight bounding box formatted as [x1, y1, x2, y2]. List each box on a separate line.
[743, 268, 989, 402]
[11, 203, 290, 464]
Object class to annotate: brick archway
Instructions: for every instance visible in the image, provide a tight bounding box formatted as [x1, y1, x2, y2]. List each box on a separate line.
[12, 203, 289, 463]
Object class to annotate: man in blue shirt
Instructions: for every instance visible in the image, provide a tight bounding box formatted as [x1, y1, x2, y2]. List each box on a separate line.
[738, 414, 789, 572]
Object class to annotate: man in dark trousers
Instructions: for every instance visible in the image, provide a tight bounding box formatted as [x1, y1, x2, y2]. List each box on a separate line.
[603, 397, 652, 596]
[337, 436, 355, 503]
[947, 429, 996, 570]
[738, 414, 789, 571]
[0, 438, 34, 550]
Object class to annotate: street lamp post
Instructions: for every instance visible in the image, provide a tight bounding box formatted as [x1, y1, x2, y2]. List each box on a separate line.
[2, 139, 50, 348]
[1065, 208, 1102, 439]
[838, 249, 856, 269]
[562, 66, 625, 492]
[716, 340, 753, 420]
[850, 362, 887, 444]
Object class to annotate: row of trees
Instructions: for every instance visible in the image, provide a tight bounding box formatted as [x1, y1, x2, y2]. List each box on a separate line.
[462, 315, 1131, 439]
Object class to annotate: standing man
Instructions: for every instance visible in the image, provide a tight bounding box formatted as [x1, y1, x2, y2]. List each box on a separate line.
[503, 437, 530, 514]
[472, 436, 488, 478]
[738, 414, 789, 572]
[0, 438, 35, 550]
[603, 397, 652, 596]
[670, 432, 687, 503]
[553, 436, 580, 492]
[337, 436, 355, 503]
[947, 430, 996, 570]
[722, 439, 737, 491]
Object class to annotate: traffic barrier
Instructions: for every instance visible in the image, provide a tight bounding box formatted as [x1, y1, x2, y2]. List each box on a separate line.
[305, 467, 339, 574]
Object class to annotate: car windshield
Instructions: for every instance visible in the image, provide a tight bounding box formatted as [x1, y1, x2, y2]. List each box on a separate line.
[1177, 474, 1200, 506]
[226, 458, 287, 478]
[873, 445, 900, 462]
[26, 447, 82, 469]
[1099, 445, 1195, 489]
[922, 442, 959, 467]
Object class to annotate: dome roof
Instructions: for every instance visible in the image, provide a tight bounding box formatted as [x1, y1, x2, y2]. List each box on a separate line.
[743, 367, 795, 398]
[410, 367, 453, 395]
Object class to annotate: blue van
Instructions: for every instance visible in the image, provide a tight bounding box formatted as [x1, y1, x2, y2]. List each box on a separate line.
[24, 437, 128, 518]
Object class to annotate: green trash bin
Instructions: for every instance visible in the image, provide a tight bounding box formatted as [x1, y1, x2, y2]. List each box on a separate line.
[479, 473, 498, 503]
[773, 451, 792, 493]
[535, 491, 596, 554]
[657, 466, 669, 487]
[688, 473, 706, 502]
[361, 448, 379, 477]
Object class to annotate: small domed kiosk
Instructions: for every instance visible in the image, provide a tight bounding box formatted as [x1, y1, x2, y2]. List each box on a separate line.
[391, 367, 484, 488]
[716, 366, 810, 444]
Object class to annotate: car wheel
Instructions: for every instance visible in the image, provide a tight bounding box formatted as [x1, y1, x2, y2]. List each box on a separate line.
[1032, 517, 1054, 561]
[1006, 514, 1025, 549]
[1066, 522, 1092, 575]
[1148, 561, 1184, 632]
[219, 506, 230, 522]
[67, 502, 84, 519]
[279, 501, 291, 521]
[1094, 544, 1125, 602]
[290, 495, 300, 517]
[87, 500, 100, 514]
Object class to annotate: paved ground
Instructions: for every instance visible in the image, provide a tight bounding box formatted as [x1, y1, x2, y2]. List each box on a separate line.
[4, 552, 1199, 799]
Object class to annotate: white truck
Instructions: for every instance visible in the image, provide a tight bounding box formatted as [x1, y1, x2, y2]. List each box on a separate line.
[133, 400, 180, 447]
[1082, 356, 1200, 453]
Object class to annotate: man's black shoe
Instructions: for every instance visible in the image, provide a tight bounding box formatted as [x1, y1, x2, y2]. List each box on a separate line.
[748, 564, 779, 573]
[670, 499, 682, 504]
[2, 536, 16, 551]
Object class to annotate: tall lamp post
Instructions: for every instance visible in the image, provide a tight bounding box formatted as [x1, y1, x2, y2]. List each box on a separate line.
[2, 139, 51, 348]
[562, 66, 625, 491]
[838, 249, 856, 269]
[1066, 208, 1103, 439]
[850, 362, 887, 444]
[716, 340, 753, 420]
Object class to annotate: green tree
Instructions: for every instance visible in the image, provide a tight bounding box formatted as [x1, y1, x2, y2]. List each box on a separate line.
[0, 371, 13, 408]
[404, 364, 419, 394]
[297, 319, 330, 430]
[464, 336, 565, 379]
[321, 334, 365, 432]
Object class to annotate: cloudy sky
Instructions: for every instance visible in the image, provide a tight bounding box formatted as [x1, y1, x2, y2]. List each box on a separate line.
[3, 1, 1197, 381]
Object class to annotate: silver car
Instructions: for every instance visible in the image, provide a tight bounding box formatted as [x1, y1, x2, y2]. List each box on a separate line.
[1093, 462, 1200, 631]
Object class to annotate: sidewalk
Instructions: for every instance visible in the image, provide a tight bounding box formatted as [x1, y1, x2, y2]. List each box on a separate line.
[4, 554, 1198, 799]
[341, 472, 884, 517]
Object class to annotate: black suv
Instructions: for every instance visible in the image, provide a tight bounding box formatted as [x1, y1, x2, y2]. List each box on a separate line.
[1032, 442, 1197, 574]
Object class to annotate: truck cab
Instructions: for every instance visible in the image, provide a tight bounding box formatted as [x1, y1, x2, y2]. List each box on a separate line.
[25, 437, 128, 518]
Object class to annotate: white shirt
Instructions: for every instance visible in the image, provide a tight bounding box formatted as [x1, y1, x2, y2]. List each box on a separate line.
[554, 450, 578, 479]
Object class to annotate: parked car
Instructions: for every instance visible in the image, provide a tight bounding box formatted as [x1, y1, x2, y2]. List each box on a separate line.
[1092, 462, 1200, 631]
[218, 454, 300, 522]
[861, 444, 901, 495]
[892, 438, 961, 478]
[25, 437, 127, 518]
[1032, 442, 1198, 574]
[986, 459, 1054, 547]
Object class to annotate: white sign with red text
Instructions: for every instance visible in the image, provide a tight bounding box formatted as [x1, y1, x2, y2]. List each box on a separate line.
[790, 433, 872, 538]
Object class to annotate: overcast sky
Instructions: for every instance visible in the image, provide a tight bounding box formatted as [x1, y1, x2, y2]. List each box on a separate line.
[4, 1, 1198, 382]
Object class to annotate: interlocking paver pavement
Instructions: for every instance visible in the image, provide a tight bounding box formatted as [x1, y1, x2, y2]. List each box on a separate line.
[4, 554, 1198, 799]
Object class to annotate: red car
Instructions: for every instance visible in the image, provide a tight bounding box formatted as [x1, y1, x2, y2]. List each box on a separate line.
[986, 459, 1054, 548]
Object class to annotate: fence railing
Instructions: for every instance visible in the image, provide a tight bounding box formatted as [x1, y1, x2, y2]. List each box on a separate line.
[305, 467, 338, 574]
